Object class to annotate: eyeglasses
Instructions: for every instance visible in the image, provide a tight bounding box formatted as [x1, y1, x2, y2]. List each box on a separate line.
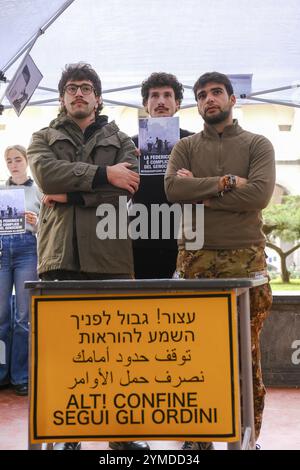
[64, 84, 95, 96]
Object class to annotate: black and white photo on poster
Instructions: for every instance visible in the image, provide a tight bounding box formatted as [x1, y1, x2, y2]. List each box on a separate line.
[5, 54, 43, 116]
[138, 117, 180, 175]
[0, 188, 26, 234]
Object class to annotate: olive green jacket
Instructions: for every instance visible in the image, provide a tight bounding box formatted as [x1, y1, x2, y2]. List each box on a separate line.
[28, 114, 138, 275]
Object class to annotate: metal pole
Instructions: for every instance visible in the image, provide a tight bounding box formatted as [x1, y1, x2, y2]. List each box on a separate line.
[247, 96, 300, 108]
[0, 0, 75, 105]
[238, 290, 256, 449]
[28, 287, 43, 450]
[1, 0, 75, 73]
[248, 83, 300, 97]
[102, 98, 142, 109]
[227, 290, 242, 450]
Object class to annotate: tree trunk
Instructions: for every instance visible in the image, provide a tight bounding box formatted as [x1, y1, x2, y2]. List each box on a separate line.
[281, 254, 290, 283]
[266, 241, 300, 283]
[266, 242, 289, 283]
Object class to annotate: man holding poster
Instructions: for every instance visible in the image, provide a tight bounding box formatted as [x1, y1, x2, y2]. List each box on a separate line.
[132, 72, 193, 279]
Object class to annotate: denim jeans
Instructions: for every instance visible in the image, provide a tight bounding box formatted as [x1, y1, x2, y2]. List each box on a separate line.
[0, 232, 38, 385]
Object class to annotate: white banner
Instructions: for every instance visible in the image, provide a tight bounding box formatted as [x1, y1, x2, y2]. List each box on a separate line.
[5, 55, 43, 116]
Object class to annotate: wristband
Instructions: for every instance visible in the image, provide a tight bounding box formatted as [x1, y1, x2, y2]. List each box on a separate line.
[223, 174, 237, 192]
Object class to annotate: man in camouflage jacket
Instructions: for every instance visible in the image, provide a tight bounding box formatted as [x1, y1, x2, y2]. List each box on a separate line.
[165, 72, 275, 446]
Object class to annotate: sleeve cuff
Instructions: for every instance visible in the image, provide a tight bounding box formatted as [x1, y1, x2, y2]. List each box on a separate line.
[67, 193, 85, 205]
[92, 167, 108, 188]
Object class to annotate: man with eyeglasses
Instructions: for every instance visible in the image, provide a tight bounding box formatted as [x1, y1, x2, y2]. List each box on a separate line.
[28, 62, 148, 451]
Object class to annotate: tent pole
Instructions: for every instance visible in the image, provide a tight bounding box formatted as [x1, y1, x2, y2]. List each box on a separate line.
[3, 98, 59, 109]
[0, 0, 75, 105]
[103, 85, 141, 93]
[103, 99, 142, 109]
[246, 96, 300, 108]
[248, 84, 300, 97]
[1, 0, 75, 73]
[4, 79, 58, 94]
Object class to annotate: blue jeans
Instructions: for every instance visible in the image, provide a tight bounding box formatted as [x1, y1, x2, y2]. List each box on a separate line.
[0, 233, 38, 385]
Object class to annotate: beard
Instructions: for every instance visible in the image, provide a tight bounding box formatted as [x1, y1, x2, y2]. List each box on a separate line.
[203, 108, 231, 125]
[68, 100, 95, 120]
[71, 109, 90, 119]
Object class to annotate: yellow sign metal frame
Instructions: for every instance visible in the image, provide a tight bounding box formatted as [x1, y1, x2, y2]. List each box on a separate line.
[30, 291, 240, 443]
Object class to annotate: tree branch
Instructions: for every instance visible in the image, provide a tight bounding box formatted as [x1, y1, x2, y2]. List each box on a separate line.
[285, 242, 300, 257]
[266, 241, 285, 256]
[266, 241, 300, 258]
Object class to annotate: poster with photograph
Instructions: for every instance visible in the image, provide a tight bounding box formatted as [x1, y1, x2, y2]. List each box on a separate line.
[5, 54, 43, 116]
[0, 188, 26, 234]
[138, 116, 180, 175]
[228, 74, 253, 98]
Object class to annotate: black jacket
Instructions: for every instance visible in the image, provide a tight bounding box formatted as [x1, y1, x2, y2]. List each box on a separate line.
[131, 128, 193, 253]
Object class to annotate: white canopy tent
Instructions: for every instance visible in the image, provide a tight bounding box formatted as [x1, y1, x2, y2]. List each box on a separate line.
[1, 0, 300, 111]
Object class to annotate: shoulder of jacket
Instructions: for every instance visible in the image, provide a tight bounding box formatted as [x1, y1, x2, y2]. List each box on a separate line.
[177, 132, 201, 146]
[31, 126, 61, 141]
[180, 128, 195, 138]
[240, 129, 274, 148]
[32, 126, 49, 138]
[131, 134, 138, 145]
[100, 120, 126, 141]
[117, 131, 133, 143]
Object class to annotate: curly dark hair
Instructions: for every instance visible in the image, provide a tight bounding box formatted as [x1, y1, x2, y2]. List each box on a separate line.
[141, 72, 184, 107]
[58, 62, 103, 114]
[193, 72, 234, 100]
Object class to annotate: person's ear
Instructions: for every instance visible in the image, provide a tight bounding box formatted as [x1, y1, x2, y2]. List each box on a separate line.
[143, 98, 149, 115]
[230, 94, 236, 106]
[96, 96, 102, 111]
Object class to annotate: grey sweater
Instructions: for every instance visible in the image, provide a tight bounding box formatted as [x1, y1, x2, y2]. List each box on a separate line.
[165, 120, 275, 250]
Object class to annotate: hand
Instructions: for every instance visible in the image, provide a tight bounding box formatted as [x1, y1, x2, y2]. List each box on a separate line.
[235, 176, 248, 188]
[106, 162, 140, 194]
[218, 175, 248, 191]
[42, 194, 67, 208]
[25, 211, 38, 226]
[176, 168, 194, 178]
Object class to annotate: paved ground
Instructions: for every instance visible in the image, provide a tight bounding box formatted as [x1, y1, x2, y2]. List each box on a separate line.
[0, 387, 299, 450]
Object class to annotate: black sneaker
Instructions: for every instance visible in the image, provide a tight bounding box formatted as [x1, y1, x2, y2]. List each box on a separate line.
[109, 441, 150, 450]
[14, 383, 28, 396]
[53, 442, 81, 450]
[182, 441, 214, 450]
[0, 383, 10, 390]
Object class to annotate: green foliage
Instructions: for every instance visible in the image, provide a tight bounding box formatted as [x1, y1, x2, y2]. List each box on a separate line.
[290, 270, 300, 279]
[263, 195, 300, 242]
[270, 279, 300, 291]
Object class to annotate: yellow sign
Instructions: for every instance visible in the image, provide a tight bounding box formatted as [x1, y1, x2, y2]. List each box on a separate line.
[30, 291, 240, 443]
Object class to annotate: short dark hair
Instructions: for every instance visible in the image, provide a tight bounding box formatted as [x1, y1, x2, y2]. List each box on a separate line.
[141, 72, 184, 107]
[58, 62, 103, 113]
[193, 72, 234, 100]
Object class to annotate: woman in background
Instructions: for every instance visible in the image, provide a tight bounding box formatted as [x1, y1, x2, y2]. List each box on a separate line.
[0, 145, 40, 395]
